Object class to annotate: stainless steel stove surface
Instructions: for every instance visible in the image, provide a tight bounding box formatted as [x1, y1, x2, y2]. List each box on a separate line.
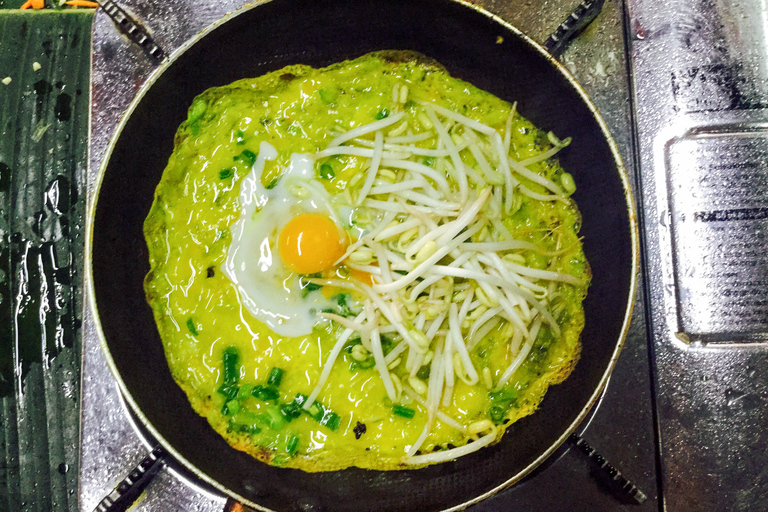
[630, 0, 768, 509]
[79, 0, 768, 510]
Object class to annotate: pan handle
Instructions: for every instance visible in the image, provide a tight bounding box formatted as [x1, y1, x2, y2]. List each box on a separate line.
[544, 0, 606, 58]
[92, 445, 167, 512]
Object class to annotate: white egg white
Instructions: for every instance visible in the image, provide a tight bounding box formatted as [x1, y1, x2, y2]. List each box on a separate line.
[222, 141, 345, 337]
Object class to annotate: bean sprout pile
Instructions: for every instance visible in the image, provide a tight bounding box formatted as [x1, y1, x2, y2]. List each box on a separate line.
[300, 84, 582, 464]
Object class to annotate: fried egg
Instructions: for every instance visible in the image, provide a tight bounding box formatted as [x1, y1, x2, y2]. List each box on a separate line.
[221, 141, 351, 337]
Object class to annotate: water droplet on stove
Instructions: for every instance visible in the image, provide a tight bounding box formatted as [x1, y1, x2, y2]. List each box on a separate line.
[58, 462, 69, 474]
[242, 478, 268, 498]
[725, 388, 745, 407]
[45, 175, 76, 214]
[295, 497, 324, 512]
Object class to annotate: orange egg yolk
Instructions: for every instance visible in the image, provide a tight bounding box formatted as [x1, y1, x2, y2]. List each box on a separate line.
[278, 213, 348, 274]
[347, 266, 376, 287]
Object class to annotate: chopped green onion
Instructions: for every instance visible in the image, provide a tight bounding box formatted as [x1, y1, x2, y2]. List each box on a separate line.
[306, 402, 323, 422]
[416, 366, 430, 380]
[234, 149, 257, 167]
[235, 129, 246, 145]
[219, 168, 234, 180]
[262, 406, 286, 430]
[186, 318, 199, 336]
[217, 346, 241, 401]
[489, 405, 505, 423]
[392, 405, 415, 419]
[489, 388, 517, 403]
[232, 410, 258, 424]
[318, 87, 339, 105]
[357, 358, 375, 370]
[292, 393, 340, 427]
[242, 424, 261, 435]
[318, 163, 335, 180]
[300, 274, 323, 297]
[302, 282, 321, 298]
[320, 411, 341, 431]
[251, 384, 280, 402]
[230, 413, 262, 435]
[422, 156, 435, 167]
[336, 293, 355, 316]
[343, 338, 362, 353]
[266, 179, 279, 189]
[218, 384, 238, 401]
[222, 347, 240, 386]
[488, 388, 517, 424]
[188, 97, 206, 123]
[280, 401, 302, 421]
[286, 434, 300, 455]
[267, 367, 284, 387]
[225, 400, 241, 415]
[375, 108, 390, 120]
[236, 384, 254, 400]
[380, 335, 394, 355]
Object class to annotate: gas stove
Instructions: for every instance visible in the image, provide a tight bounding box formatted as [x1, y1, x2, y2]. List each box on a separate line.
[77, 0, 768, 510]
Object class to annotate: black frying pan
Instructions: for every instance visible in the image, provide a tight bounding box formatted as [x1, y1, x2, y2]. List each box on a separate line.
[88, 0, 638, 510]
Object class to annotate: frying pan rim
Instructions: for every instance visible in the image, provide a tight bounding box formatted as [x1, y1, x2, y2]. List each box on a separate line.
[84, 0, 640, 509]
